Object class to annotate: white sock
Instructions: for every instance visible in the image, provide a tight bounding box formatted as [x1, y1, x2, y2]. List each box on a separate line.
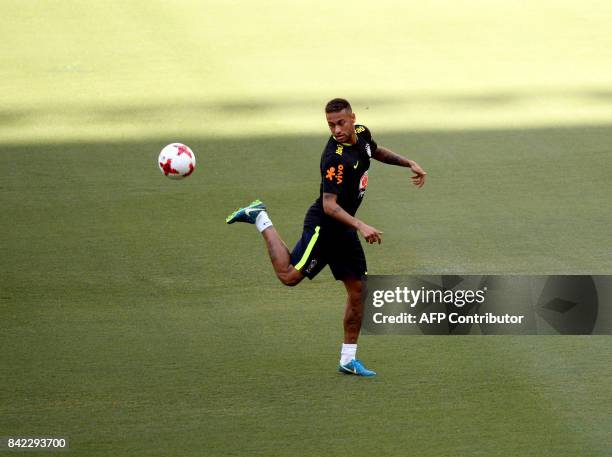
[255, 211, 273, 233]
[340, 343, 357, 365]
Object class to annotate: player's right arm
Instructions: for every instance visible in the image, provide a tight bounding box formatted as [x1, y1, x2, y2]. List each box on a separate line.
[322, 193, 383, 244]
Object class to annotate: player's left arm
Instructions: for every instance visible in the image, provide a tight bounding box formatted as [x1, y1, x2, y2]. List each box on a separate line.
[372, 146, 427, 188]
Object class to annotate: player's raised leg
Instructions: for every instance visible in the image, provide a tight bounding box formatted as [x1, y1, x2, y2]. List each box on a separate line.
[226, 200, 304, 286]
[338, 277, 376, 377]
[261, 227, 304, 286]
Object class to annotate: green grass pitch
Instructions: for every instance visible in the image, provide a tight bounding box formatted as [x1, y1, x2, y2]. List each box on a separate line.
[2, 127, 612, 456]
[2, 1, 612, 455]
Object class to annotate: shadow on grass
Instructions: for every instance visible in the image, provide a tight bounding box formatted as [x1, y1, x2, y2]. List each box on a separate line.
[2, 86, 612, 127]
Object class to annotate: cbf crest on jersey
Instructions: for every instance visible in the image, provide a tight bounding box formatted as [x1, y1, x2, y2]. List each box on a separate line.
[365, 143, 372, 157]
[358, 171, 369, 198]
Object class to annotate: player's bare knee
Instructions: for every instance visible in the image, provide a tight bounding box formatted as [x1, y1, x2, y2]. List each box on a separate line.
[278, 269, 302, 287]
[280, 276, 299, 287]
[277, 273, 295, 286]
[348, 291, 362, 306]
[345, 281, 362, 301]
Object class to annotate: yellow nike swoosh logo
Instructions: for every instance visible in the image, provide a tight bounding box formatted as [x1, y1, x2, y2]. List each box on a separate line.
[353, 161, 359, 169]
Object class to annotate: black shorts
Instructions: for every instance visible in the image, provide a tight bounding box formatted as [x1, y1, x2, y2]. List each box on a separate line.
[289, 225, 367, 280]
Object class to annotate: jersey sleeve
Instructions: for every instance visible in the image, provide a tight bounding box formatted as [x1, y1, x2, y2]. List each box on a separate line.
[321, 153, 347, 196]
[357, 124, 378, 152]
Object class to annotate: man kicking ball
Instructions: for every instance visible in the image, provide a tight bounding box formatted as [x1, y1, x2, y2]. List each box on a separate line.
[226, 98, 427, 376]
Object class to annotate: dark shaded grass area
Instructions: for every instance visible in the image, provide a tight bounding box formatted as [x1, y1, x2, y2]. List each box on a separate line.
[4, 87, 612, 127]
[1, 124, 611, 456]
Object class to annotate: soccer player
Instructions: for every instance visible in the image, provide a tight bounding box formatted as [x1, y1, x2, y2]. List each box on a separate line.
[226, 98, 427, 377]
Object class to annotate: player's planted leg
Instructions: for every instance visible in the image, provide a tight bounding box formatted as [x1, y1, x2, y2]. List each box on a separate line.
[338, 277, 376, 377]
[342, 277, 363, 344]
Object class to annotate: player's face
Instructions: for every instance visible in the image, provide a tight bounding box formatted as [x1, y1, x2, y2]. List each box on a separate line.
[326, 109, 356, 144]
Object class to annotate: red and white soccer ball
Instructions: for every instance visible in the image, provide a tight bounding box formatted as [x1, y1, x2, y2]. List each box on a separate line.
[158, 143, 196, 179]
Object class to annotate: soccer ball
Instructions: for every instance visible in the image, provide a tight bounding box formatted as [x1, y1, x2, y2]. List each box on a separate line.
[158, 143, 196, 179]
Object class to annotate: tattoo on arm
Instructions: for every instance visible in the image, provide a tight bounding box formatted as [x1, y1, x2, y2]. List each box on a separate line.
[373, 147, 409, 167]
[323, 193, 341, 213]
[385, 152, 403, 166]
[322, 192, 359, 229]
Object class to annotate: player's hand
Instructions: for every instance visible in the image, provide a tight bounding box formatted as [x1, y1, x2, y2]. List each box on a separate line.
[358, 222, 383, 244]
[410, 162, 427, 188]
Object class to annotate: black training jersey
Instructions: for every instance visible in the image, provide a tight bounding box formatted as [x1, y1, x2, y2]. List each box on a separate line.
[304, 124, 378, 231]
